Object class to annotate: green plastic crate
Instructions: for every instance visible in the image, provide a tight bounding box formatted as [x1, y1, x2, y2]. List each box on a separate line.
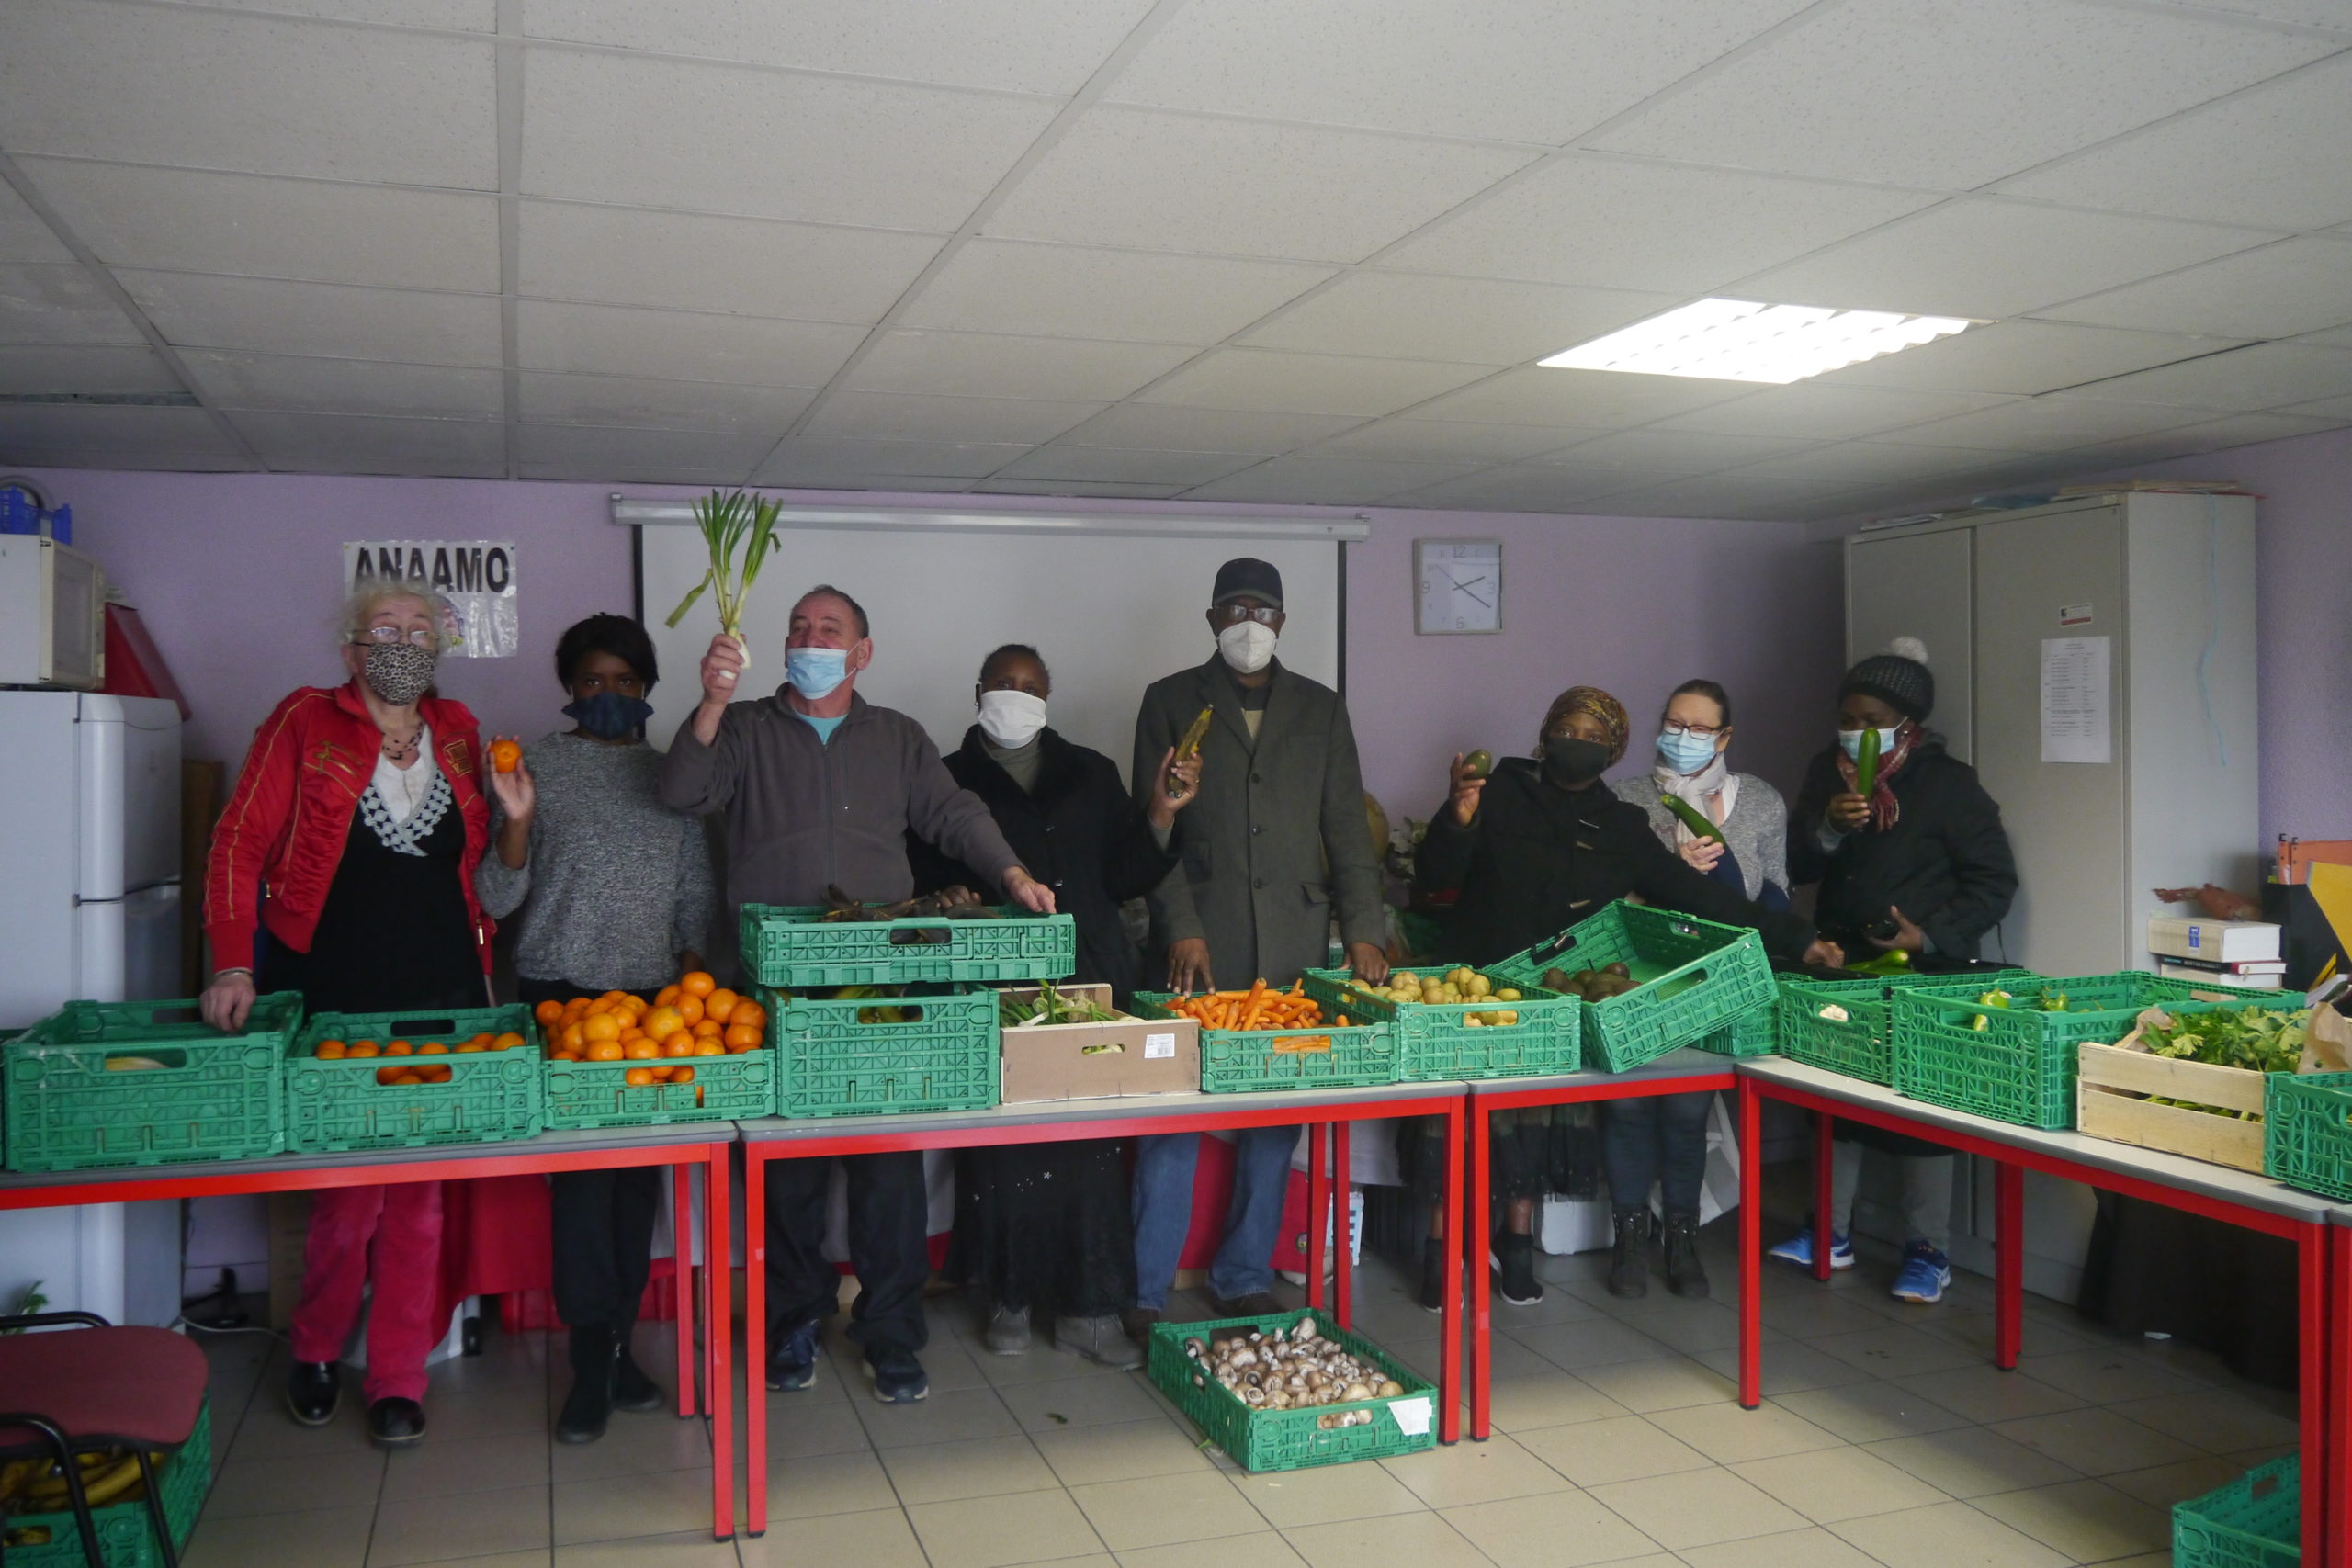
[1299, 966, 1579, 1081]
[739, 903, 1076, 989]
[1695, 1001, 1777, 1058]
[1147, 1309, 1435, 1472]
[288, 1006, 544, 1152]
[1779, 970, 2041, 1086]
[7, 1397, 209, 1568]
[1131, 993, 1395, 1092]
[1892, 971, 2219, 1130]
[543, 1048, 775, 1129]
[1491, 902, 1774, 1074]
[4, 995, 297, 1171]
[2264, 1070, 2352, 1202]
[759, 985, 998, 1117]
[2174, 1455, 2299, 1568]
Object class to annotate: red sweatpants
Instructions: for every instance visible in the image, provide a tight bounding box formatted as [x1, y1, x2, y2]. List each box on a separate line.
[289, 1183, 446, 1404]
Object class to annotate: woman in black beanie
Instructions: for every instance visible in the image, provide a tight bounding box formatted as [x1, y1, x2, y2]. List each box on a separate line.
[1771, 638, 2018, 1303]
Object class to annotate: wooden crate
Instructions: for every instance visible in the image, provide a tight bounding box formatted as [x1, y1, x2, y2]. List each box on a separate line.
[2075, 1041, 2266, 1174]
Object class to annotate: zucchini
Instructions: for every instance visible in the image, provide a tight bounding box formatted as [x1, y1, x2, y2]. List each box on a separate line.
[1661, 793, 1725, 845]
[1855, 725, 1882, 798]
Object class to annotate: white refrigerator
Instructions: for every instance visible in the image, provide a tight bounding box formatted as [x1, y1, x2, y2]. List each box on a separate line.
[0, 691, 187, 1325]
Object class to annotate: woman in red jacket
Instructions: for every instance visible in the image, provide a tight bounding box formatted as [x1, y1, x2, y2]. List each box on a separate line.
[200, 585, 493, 1450]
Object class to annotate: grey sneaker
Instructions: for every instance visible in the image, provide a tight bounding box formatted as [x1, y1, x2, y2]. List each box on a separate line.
[1055, 1314, 1143, 1370]
[983, 1303, 1032, 1356]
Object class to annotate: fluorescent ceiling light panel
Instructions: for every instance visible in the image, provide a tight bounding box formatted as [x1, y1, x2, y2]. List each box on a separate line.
[1540, 297, 1975, 384]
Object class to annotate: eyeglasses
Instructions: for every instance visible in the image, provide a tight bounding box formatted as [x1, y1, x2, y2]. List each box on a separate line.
[356, 626, 438, 649]
[1662, 720, 1724, 739]
[1212, 603, 1281, 627]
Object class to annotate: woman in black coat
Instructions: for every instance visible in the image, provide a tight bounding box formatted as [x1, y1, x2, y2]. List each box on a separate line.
[914, 644, 1198, 1367]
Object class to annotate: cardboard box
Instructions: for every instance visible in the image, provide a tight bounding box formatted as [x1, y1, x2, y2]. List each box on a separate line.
[999, 983, 1200, 1103]
[2148, 916, 2280, 964]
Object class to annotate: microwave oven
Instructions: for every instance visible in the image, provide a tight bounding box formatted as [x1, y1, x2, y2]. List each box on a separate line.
[0, 536, 105, 690]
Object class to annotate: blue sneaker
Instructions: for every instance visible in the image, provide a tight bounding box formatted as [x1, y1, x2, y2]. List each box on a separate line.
[1766, 1227, 1854, 1270]
[865, 1346, 929, 1404]
[765, 1319, 821, 1392]
[1891, 1243, 1951, 1303]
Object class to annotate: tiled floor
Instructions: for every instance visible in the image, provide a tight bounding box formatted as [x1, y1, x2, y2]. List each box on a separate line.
[177, 1226, 2296, 1567]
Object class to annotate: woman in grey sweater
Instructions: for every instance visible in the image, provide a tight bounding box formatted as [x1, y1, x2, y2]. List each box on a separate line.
[1602, 681, 1789, 1300]
[478, 615, 713, 1444]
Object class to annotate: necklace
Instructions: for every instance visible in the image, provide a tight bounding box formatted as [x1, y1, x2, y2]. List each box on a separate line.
[379, 726, 421, 764]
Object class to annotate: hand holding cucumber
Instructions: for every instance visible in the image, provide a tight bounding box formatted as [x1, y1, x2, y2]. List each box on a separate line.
[1678, 836, 1726, 873]
[1826, 792, 1871, 833]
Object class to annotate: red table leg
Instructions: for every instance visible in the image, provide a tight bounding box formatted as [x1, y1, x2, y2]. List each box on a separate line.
[745, 1145, 767, 1538]
[2326, 1223, 2348, 1568]
[1469, 1099, 1491, 1440]
[1994, 1160, 2023, 1371]
[1332, 1121, 1353, 1329]
[1442, 1099, 1464, 1445]
[1306, 1122, 1328, 1311]
[1738, 1076, 1761, 1409]
[2296, 1223, 2327, 1568]
[673, 1162, 698, 1417]
[1813, 1110, 1836, 1283]
[707, 1143, 734, 1542]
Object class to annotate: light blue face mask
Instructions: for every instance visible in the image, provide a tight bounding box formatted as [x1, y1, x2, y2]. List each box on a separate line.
[786, 645, 850, 699]
[1657, 729, 1720, 775]
[1838, 727, 1901, 761]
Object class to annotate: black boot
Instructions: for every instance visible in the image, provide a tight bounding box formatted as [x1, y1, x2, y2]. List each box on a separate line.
[1607, 1208, 1650, 1300]
[1419, 1237, 1446, 1314]
[1662, 1210, 1711, 1300]
[611, 1319, 663, 1414]
[286, 1360, 341, 1427]
[1495, 1233, 1544, 1306]
[556, 1323, 617, 1444]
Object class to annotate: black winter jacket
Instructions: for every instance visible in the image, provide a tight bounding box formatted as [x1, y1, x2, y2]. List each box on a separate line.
[910, 727, 1176, 1004]
[1786, 738, 2018, 960]
[1413, 758, 1815, 967]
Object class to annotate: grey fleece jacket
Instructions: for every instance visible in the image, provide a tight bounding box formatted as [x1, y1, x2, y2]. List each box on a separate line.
[658, 687, 1023, 911]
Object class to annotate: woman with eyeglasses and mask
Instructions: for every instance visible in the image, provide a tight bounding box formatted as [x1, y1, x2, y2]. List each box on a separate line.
[475, 614, 714, 1442]
[911, 643, 1200, 1367]
[1412, 687, 1838, 1310]
[1604, 680, 1789, 1298]
[201, 585, 493, 1450]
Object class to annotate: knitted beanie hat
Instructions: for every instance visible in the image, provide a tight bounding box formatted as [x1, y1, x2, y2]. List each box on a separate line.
[1840, 637, 1934, 722]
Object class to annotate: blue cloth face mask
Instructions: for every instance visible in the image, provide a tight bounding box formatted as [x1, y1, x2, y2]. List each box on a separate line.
[786, 645, 850, 699]
[563, 692, 653, 741]
[1838, 726, 1901, 761]
[1657, 729, 1719, 775]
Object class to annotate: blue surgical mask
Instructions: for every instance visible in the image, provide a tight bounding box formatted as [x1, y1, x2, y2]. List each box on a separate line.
[1657, 729, 1719, 775]
[1838, 726, 1901, 761]
[786, 646, 850, 699]
[563, 692, 652, 741]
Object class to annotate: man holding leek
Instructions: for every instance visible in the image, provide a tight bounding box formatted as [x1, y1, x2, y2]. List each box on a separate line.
[662, 556, 1056, 1403]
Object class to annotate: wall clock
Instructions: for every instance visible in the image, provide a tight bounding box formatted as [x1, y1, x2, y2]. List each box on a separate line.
[1415, 538, 1502, 634]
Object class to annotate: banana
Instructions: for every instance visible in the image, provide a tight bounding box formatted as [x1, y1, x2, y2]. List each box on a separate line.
[78, 1454, 145, 1507]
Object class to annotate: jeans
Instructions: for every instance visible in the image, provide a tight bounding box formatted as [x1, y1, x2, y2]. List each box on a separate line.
[289, 1183, 444, 1404]
[1132, 1128, 1295, 1309]
[1829, 1138, 1955, 1252]
[763, 1153, 931, 1356]
[1600, 1092, 1713, 1214]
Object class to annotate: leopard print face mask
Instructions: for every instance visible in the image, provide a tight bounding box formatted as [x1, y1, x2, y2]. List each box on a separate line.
[361, 640, 438, 705]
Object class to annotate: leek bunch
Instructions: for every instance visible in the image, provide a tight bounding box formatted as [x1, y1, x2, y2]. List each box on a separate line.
[664, 490, 783, 658]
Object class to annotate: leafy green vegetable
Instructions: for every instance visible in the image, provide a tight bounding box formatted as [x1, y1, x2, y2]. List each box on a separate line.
[2136, 1005, 2310, 1121]
[1000, 982, 1121, 1028]
[665, 489, 783, 648]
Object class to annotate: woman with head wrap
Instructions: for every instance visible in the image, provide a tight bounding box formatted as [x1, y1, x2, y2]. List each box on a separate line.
[1407, 685, 1838, 1310]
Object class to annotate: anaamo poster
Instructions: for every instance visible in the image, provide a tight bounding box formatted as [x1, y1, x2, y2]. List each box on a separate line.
[344, 540, 519, 658]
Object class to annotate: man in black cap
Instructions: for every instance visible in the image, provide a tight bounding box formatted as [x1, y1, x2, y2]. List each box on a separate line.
[1124, 557, 1390, 1334]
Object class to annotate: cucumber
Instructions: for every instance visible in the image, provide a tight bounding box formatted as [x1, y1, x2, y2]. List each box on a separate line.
[1661, 793, 1725, 845]
[1856, 725, 1882, 798]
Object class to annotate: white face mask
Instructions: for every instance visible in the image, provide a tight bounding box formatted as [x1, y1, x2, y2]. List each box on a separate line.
[1217, 620, 1278, 675]
[977, 689, 1047, 749]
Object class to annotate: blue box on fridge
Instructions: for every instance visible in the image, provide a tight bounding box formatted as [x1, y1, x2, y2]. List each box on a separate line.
[0, 488, 71, 544]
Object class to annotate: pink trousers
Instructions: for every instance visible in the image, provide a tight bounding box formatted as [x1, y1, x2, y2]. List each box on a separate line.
[288, 1183, 445, 1404]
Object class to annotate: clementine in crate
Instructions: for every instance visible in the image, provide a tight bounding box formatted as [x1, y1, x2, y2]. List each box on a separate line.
[315, 1038, 347, 1059]
[723, 1023, 761, 1052]
[582, 1013, 622, 1044]
[492, 1031, 524, 1052]
[654, 984, 681, 1009]
[679, 970, 716, 999]
[419, 1041, 448, 1055]
[673, 995, 705, 1027]
[662, 1034, 695, 1058]
[384, 1040, 413, 1056]
[586, 1040, 625, 1062]
[692, 1018, 723, 1039]
[642, 1006, 684, 1043]
[703, 988, 739, 1023]
[347, 1040, 380, 1058]
[667, 1066, 695, 1085]
[624, 1067, 657, 1087]
[695, 1039, 724, 1057]
[624, 1039, 660, 1061]
[731, 1000, 765, 1032]
[534, 998, 564, 1027]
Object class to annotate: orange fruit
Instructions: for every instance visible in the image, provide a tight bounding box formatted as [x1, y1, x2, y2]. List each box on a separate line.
[347, 1040, 380, 1058]
[315, 1039, 346, 1059]
[691, 1019, 723, 1040]
[375, 1066, 403, 1086]
[624, 1039, 660, 1060]
[624, 1066, 657, 1087]
[724, 1023, 762, 1051]
[419, 1041, 448, 1055]
[582, 1013, 622, 1043]
[679, 970, 716, 999]
[458, 1041, 486, 1053]
[586, 1039, 625, 1062]
[703, 988, 739, 1023]
[731, 1001, 765, 1032]
[695, 1039, 725, 1056]
[654, 984, 682, 1008]
[493, 1032, 524, 1052]
[534, 999, 564, 1026]
[668, 1065, 695, 1085]
[384, 1040, 413, 1056]
[491, 738, 522, 774]
[642, 1007, 684, 1042]
[673, 994, 705, 1027]
[422, 1065, 453, 1084]
[663, 1034, 695, 1058]
[560, 1022, 586, 1051]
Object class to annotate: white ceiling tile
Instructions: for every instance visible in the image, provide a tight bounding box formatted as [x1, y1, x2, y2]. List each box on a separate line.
[1240, 274, 1673, 366]
[186, 351, 503, 417]
[1408, 366, 1748, 428]
[513, 423, 775, 479]
[1811, 321, 2254, 395]
[754, 436, 1025, 484]
[1738, 199, 2281, 319]
[1653, 384, 2018, 440]
[0, 181, 71, 265]
[1725, 440, 2012, 484]
[1377, 157, 1938, 294]
[2278, 391, 2352, 418]
[972, 479, 1190, 499]
[2032, 236, 2352, 340]
[522, 47, 1054, 231]
[1539, 427, 1817, 473]
[993, 446, 1262, 485]
[515, 300, 865, 387]
[1381, 462, 1655, 512]
[233, 411, 504, 475]
[1108, 0, 1810, 143]
[0, 0, 495, 186]
[518, 203, 941, 323]
[802, 391, 1103, 445]
[121, 272, 501, 364]
[2127, 410, 2346, 452]
[2169, 0, 2352, 28]
[517, 372, 816, 432]
[2066, 340, 2352, 409]
[524, 0, 1155, 95]
[842, 332, 1195, 402]
[2301, 324, 2352, 348]
[1180, 456, 1479, 504]
[900, 241, 1333, 344]
[1996, 55, 2352, 231]
[986, 107, 1536, 264]
[1579, 472, 1858, 519]
[1589, 0, 2335, 187]
[149, 0, 495, 27]
[25, 159, 498, 293]
[0, 445, 252, 472]
[1052, 404, 1363, 453]
[1133, 348, 1491, 417]
[0, 344, 179, 394]
[0, 403, 234, 460]
[0, 265, 143, 344]
[1306, 420, 1587, 464]
[1893, 396, 2211, 449]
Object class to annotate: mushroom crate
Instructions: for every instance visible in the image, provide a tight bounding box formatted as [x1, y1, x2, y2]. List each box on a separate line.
[1146, 1310, 1436, 1471]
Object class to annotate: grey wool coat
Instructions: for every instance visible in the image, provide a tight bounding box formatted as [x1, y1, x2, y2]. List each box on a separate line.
[1132, 656, 1385, 990]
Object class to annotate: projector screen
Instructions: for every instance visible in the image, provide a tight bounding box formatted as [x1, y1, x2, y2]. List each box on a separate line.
[635, 520, 1344, 788]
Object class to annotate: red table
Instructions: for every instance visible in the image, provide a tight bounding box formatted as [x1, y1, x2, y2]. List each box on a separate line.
[1464, 1049, 1746, 1440]
[736, 1080, 1470, 1537]
[1737, 1057, 2339, 1568]
[0, 1124, 739, 1540]
[2330, 1206, 2352, 1566]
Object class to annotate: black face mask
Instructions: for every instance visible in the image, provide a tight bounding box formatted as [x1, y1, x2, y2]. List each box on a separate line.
[1542, 736, 1611, 788]
[564, 692, 653, 741]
